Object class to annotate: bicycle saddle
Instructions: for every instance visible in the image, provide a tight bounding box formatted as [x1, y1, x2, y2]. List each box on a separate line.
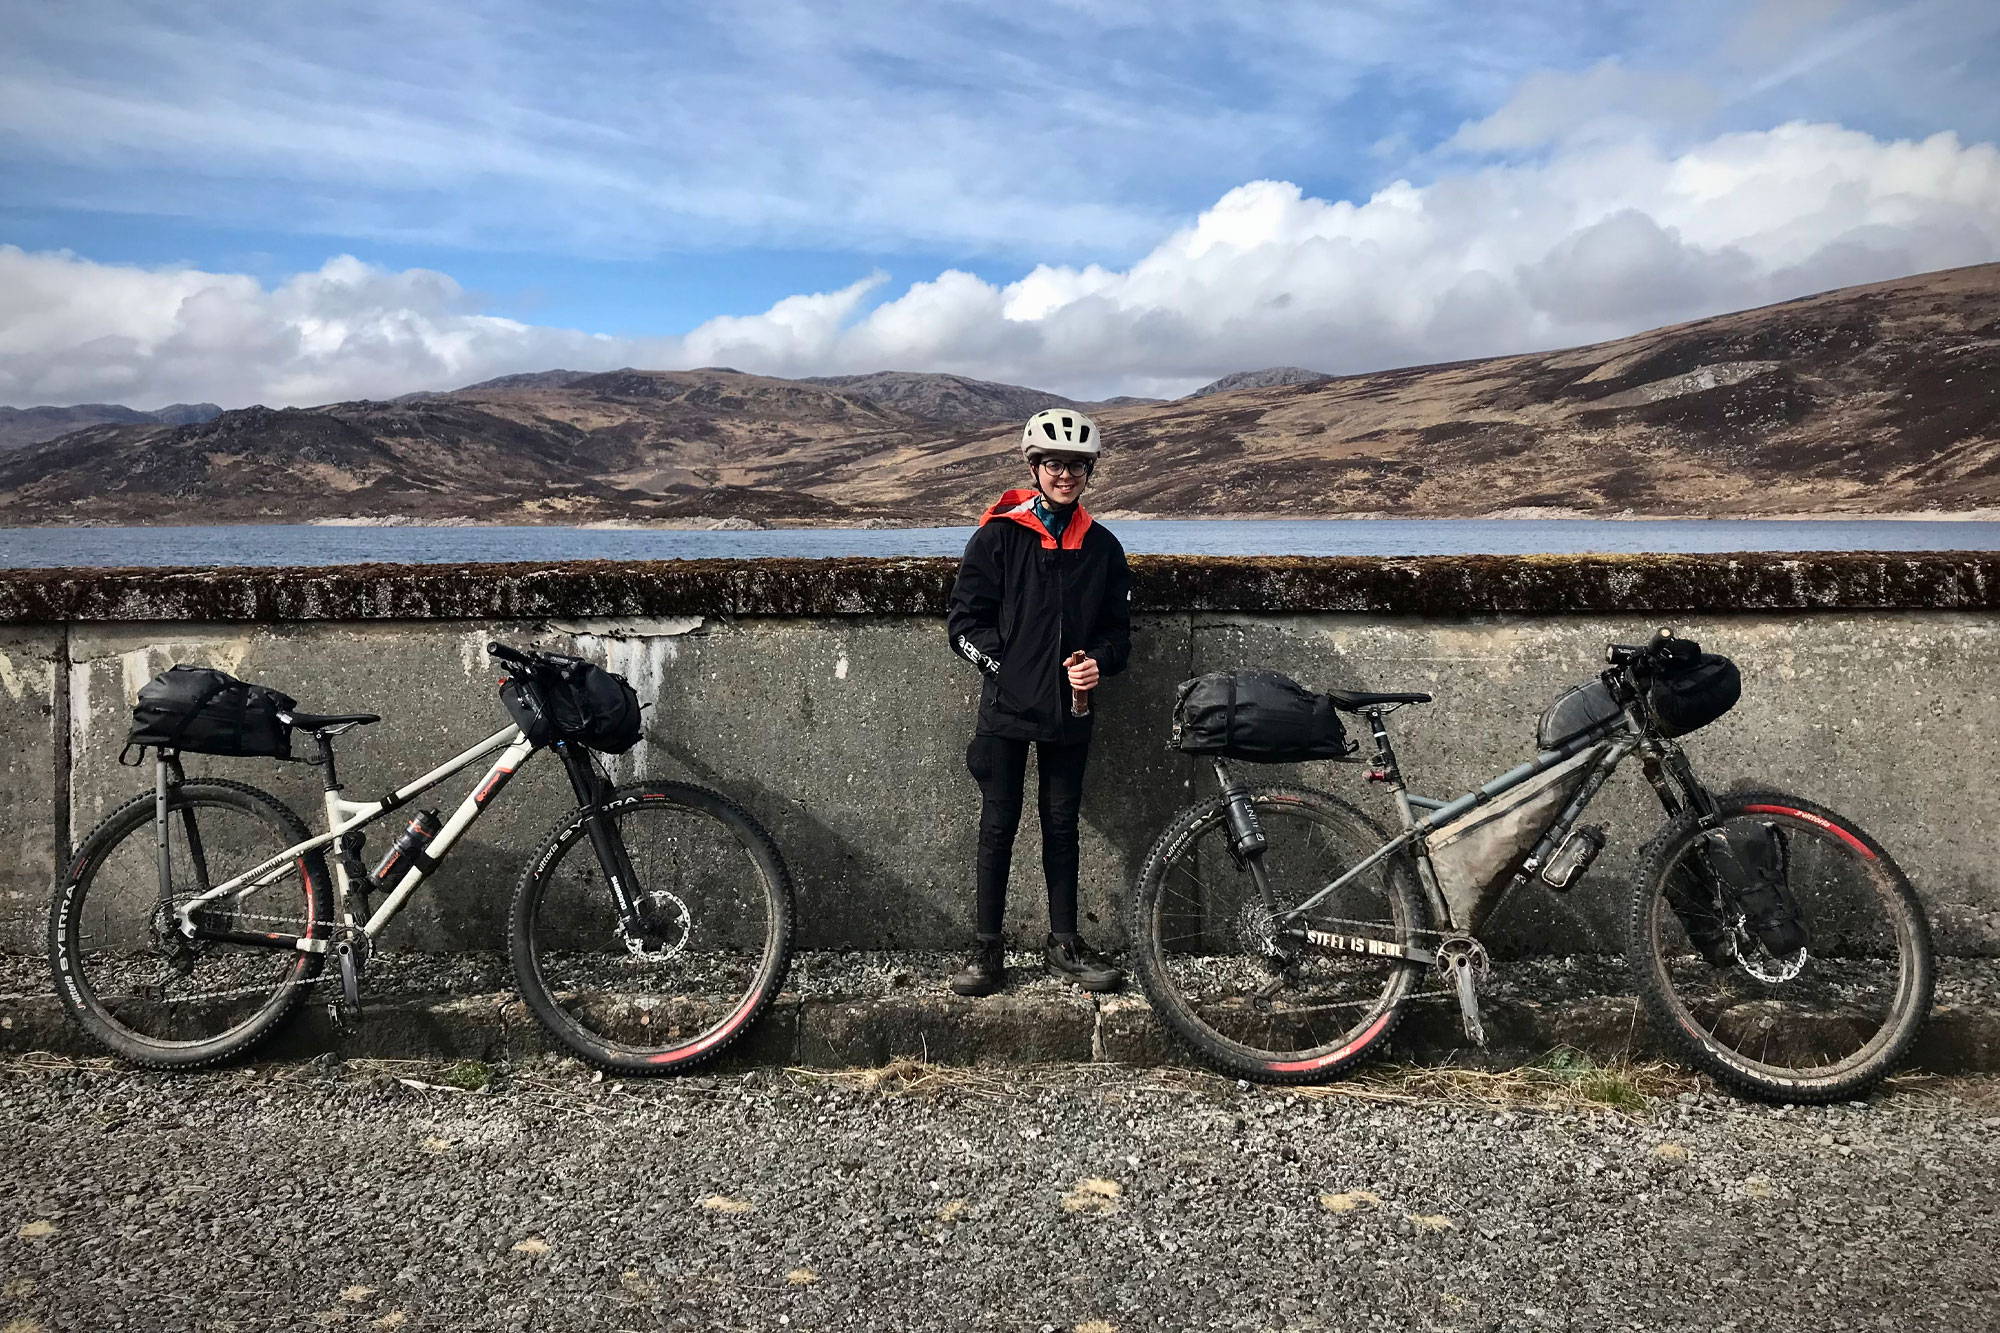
[1325, 689, 1433, 712]
[286, 711, 382, 733]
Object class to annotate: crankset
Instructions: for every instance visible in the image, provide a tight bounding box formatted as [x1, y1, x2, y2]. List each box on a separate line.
[1435, 935, 1491, 1046]
[329, 923, 370, 1026]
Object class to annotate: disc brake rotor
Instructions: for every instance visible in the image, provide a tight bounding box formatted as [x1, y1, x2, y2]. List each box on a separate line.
[622, 889, 693, 961]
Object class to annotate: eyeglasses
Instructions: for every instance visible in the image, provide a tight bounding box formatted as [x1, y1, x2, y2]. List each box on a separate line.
[1034, 457, 1093, 477]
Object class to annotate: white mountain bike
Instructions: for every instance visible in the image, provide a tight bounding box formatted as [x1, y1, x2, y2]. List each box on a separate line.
[48, 642, 794, 1073]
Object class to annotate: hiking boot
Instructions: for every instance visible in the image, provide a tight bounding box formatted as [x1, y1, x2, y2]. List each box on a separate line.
[1045, 933, 1124, 993]
[948, 939, 1006, 997]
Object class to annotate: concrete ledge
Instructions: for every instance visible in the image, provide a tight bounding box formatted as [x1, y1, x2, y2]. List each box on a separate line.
[4, 550, 1999, 622]
[5, 955, 1995, 1075]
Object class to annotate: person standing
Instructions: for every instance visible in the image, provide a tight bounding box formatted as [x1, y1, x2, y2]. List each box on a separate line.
[945, 408, 1132, 996]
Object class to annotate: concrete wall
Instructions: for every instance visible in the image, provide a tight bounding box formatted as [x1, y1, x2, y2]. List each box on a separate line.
[5, 553, 1997, 956]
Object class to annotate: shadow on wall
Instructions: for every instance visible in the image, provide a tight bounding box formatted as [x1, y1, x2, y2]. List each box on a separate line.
[647, 734, 965, 951]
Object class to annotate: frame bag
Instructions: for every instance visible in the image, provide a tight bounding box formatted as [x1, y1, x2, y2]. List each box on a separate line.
[1170, 670, 1351, 764]
[126, 665, 297, 761]
[1536, 679, 1624, 749]
[1427, 749, 1598, 926]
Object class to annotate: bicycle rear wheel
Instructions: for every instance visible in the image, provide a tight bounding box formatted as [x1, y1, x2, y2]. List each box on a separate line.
[1128, 786, 1426, 1084]
[48, 779, 331, 1068]
[509, 781, 794, 1074]
[1627, 788, 1933, 1102]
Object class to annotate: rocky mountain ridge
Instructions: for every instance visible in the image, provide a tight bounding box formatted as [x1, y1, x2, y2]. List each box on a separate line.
[2, 263, 1996, 524]
[0, 401, 221, 452]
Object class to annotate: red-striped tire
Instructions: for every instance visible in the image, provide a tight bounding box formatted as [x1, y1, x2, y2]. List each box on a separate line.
[1626, 788, 1933, 1103]
[1127, 786, 1426, 1085]
[509, 781, 794, 1074]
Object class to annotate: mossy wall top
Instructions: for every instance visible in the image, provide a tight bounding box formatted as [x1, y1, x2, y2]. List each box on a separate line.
[0, 552, 1995, 623]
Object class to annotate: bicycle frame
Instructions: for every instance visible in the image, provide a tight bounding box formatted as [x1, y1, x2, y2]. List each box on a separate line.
[1220, 684, 1714, 952]
[162, 724, 536, 951]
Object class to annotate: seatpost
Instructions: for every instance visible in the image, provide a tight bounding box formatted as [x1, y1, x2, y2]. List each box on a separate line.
[1363, 710, 1422, 832]
[153, 753, 175, 907]
[1211, 758, 1267, 857]
[313, 731, 343, 792]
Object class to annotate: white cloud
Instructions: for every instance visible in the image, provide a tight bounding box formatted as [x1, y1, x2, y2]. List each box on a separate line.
[3, 122, 1997, 408]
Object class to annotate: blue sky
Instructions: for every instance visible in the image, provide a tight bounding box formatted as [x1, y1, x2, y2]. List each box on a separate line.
[3, 0, 1998, 406]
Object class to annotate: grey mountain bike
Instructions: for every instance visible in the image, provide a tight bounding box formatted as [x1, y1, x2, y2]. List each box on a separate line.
[48, 642, 794, 1073]
[1128, 631, 1934, 1103]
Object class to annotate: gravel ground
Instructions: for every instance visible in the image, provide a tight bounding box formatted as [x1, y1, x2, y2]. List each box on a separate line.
[8, 950, 1998, 1007]
[2, 1055, 1997, 1333]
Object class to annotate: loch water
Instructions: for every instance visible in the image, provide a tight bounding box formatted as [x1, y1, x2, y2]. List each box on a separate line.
[4, 518, 2000, 569]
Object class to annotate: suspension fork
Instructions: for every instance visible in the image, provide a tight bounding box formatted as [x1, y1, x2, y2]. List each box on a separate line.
[1638, 732, 1718, 824]
[555, 742, 646, 931]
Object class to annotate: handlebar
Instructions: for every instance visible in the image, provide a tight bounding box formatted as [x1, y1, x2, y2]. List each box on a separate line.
[487, 642, 534, 670]
[1605, 627, 1700, 674]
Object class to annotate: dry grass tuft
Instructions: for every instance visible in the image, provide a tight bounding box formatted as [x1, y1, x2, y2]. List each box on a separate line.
[699, 1194, 756, 1215]
[1287, 1047, 1692, 1116]
[786, 1268, 820, 1287]
[1318, 1190, 1383, 1214]
[1061, 1178, 1124, 1216]
[791, 1058, 1024, 1101]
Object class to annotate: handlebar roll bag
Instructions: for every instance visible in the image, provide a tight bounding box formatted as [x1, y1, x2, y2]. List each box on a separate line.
[128, 665, 296, 759]
[1170, 670, 1351, 763]
[1647, 654, 1740, 738]
[501, 654, 644, 754]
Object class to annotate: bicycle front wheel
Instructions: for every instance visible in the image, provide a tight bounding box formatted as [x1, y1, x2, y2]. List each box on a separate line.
[48, 779, 331, 1068]
[1128, 786, 1427, 1084]
[1627, 788, 1934, 1102]
[510, 781, 795, 1074]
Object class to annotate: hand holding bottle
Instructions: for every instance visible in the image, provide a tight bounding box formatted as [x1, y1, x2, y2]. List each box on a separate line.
[1064, 651, 1098, 716]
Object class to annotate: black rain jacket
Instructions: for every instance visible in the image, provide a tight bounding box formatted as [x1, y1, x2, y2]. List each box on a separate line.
[947, 488, 1133, 742]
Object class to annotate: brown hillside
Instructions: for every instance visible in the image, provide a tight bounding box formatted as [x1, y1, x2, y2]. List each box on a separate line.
[2, 264, 1996, 525]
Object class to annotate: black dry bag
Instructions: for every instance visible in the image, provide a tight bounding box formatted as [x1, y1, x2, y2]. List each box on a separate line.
[502, 654, 643, 755]
[1170, 670, 1351, 764]
[127, 665, 297, 760]
[1648, 653, 1741, 738]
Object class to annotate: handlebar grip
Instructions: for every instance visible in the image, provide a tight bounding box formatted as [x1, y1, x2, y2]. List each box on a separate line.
[487, 642, 533, 669]
[1606, 643, 1646, 665]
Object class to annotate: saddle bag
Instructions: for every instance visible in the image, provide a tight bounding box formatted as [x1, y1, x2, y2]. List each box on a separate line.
[1170, 670, 1351, 764]
[501, 654, 643, 754]
[127, 665, 297, 760]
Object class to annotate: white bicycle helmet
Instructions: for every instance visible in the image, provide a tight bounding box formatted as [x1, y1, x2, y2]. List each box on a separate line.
[1021, 408, 1101, 461]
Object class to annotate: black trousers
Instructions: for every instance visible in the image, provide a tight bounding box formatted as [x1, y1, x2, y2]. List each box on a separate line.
[965, 733, 1091, 939]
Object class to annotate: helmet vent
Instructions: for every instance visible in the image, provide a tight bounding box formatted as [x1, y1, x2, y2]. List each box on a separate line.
[1041, 422, 1058, 439]
[1078, 424, 1092, 443]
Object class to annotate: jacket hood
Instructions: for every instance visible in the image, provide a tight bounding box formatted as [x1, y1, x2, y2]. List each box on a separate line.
[978, 488, 1095, 551]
